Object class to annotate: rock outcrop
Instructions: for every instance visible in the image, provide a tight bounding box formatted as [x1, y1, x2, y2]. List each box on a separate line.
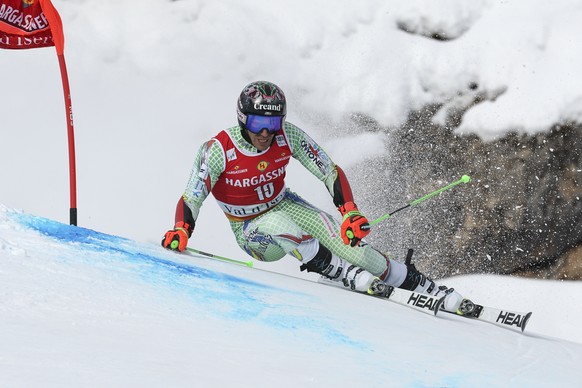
[351, 109, 582, 280]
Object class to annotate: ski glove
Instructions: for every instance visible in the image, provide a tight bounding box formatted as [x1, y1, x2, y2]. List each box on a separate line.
[161, 221, 191, 252]
[339, 201, 371, 247]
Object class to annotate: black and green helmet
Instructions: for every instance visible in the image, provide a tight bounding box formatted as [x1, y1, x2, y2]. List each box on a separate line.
[237, 81, 287, 130]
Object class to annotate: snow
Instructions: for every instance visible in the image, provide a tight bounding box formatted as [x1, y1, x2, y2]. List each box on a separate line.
[1, 0, 582, 385]
[1, 206, 582, 387]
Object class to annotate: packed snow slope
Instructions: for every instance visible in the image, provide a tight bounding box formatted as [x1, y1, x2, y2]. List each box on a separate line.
[1, 205, 582, 388]
[2, 1, 582, 385]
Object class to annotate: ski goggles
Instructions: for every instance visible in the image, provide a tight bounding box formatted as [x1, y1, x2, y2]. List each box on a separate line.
[245, 114, 284, 134]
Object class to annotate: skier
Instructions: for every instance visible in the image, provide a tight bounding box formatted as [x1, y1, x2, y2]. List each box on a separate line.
[162, 80, 468, 313]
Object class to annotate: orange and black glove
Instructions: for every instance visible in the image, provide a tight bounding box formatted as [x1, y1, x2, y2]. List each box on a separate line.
[339, 201, 371, 247]
[161, 221, 192, 252]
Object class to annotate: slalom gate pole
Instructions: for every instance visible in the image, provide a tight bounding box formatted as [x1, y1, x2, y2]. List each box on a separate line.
[186, 247, 254, 268]
[57, 53, 78, 226]
[369, 175, 471, 226]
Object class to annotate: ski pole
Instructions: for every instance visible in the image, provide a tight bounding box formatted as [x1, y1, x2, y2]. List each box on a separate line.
[185, 247, 254, 268]
[369, 174, 471, 226]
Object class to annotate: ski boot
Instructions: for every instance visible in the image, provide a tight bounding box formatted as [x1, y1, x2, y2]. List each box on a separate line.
[301, 245, 379, 294]
[325, 258, 379, 294]
[398, 249, 466, 313]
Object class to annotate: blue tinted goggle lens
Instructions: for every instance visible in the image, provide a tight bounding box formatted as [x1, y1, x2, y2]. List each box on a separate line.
[246, 115, 283, 134]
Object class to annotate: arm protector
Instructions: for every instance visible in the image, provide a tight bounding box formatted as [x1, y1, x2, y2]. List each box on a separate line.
[174, 196, 195, 237]
[331, 165, 355, 208]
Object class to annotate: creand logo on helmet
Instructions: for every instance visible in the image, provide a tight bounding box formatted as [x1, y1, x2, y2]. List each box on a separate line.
[254, 103, 282, 112]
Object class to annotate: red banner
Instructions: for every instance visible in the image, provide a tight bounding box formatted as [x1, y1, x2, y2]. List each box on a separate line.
[0, 0, 64, 53]
[1, 0, 76, 225]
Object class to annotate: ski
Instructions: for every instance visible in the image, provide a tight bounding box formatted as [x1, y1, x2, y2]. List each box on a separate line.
[182, 248, 533, 332]
[317, 277, 444, 316]
[375, 285, 445, 316]
[318, 277, 533, 332]
[442, 300, 533, 333]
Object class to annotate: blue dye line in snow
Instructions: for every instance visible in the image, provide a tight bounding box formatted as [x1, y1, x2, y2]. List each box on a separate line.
[13, 211, 260, 286]
[11, 211, 369, 349]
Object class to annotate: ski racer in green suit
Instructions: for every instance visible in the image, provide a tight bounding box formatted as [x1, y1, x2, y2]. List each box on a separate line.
[162, 80, 466, 312]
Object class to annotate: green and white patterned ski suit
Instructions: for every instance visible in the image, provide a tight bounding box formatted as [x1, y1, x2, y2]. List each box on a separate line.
[181, 122, 395, 280]
[166, 79, 467, 310]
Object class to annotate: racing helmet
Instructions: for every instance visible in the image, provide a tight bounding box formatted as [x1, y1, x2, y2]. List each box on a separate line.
[236, 81, 286, 133]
